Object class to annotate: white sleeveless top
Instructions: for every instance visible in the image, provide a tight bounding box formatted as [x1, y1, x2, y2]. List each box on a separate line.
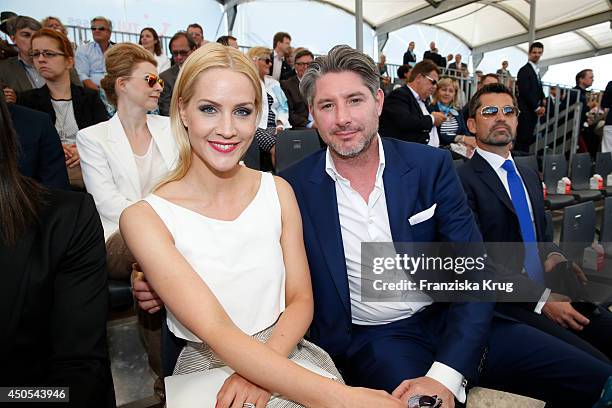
[144, 172, 286, 342]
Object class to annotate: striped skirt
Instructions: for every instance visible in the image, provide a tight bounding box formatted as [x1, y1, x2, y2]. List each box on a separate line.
[173, 324, 344, 407]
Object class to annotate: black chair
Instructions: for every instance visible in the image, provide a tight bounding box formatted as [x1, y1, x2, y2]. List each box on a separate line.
[242, 138, 260, 170]
[543, 209, 554, 243]
[569, 152, 602, 202]
[275, 129, 322, 173]
[542, 154, 575, 210]
[595, 152, 612, 196]
[514, 155, 538, 174]
[600, 197, 612, 244]
[108, 280, 133, 311]
[560, 201, 596, 265]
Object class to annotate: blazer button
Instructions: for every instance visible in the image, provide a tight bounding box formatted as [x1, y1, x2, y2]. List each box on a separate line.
[346, 326, 352, 335]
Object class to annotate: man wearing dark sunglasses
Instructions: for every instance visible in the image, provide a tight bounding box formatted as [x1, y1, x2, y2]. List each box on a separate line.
[458, 83, 612, 402]
[158, 31, 197, 116]
[379, 59, 446, 146]
[75, 16, 113, 91]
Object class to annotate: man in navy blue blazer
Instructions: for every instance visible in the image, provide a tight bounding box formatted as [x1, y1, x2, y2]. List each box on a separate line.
[457, 83, 612, 362]
[9, 101, 70, 190]
[281, 45, 612, 407]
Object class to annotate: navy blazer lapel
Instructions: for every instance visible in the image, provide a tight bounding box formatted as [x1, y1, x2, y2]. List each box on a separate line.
[382, 139, 418, 242]
[471, 152, 516, 215]
[307, 153, 351, 315]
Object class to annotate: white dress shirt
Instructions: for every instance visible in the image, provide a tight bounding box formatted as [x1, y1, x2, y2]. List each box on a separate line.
[325, 136, 466, 402]
[272, 51, 283, 81]
[408, 85, 439, 147]
[475, 147, 551, 312]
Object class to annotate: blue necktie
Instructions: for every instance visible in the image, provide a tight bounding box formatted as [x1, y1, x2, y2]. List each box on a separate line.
[501, 160, 545, 284]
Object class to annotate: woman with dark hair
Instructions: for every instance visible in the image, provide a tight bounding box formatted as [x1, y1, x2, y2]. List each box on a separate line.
[139, 27, 170, 73]
[0, 92, 115, 407]
[17, 28, 109, 189]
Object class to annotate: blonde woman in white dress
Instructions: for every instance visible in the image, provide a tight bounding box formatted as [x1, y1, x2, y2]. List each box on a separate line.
[120, 43, 404, 408]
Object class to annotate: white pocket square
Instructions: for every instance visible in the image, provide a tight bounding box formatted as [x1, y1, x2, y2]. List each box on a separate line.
[408, 203, 437, 226]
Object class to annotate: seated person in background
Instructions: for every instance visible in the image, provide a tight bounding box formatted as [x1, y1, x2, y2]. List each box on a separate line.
[379, 59, 446, 146]
[75, 16, 113, 91]
[17, 29, 108, 189]
[458, 83, 612, 362]
[247, 46, 291, 170]
[281, 48, 314, 129]
[139, 27, 170, 73]
[216, 35, 239, 49]
[120, 43, 403, 408]
[391, 64, 411, 90]
[429, 77, 475, 157]
[1, 15, 82, 104]
[77, 43, 178, 280]
[42, 16, 69, 38]
[0, 92, 114, 407]
[460, 73, 499, 128]
[158, 31, 197, 116]
[8, 94, 70, 190]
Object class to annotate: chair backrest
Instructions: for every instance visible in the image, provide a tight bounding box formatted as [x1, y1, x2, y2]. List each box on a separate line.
[570, 152, 593, 190]
[595, 152, 612, 178]
[242, 138, 260, 170]
[275, 129, 322, 173]
[514, 155, 538, 174]
[542, 154, 568, 192]
[543, 210, 554, 243]
[601, 197, 612, 243]
[560, 201, 596, 263]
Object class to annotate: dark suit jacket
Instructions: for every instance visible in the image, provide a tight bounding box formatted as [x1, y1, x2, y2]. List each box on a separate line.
[9, 104, 70, 190]
[281, 138, 493, 382]
[0, 189, 114, 407]
[280, 75, 309, 128]
[17, 84, 109, 129]
[423, 51, 446, 68]
[602, 81, 612, 126]
[159, 64, 180, 116]
[269, 52, 295, 81]
[517, 62, 544, 113]
[457, 151, 561, 304]
[448, 62, 467, 72]
[0, 56, 82, 92]
[403, 50, 416, 65]
[379, 85, 433, 144]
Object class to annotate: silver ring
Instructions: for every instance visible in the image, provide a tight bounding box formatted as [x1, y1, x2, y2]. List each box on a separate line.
[242, 403, 256, 408]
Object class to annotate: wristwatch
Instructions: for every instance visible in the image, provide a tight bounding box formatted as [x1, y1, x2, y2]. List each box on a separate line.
[407, 395, 443, 408]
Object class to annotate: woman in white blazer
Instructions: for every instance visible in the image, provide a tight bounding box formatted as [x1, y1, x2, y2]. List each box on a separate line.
[77, 43, 178, 280]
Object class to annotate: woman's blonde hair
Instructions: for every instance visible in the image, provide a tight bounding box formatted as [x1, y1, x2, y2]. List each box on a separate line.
[432, 77, 459, 108]
[162, 43, 262, 186]
[100, 43, 157, 107]
[246, 46, 272, 61]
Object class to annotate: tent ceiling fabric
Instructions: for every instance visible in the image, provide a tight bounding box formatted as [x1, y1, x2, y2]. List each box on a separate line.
[218, 0, 611, 62]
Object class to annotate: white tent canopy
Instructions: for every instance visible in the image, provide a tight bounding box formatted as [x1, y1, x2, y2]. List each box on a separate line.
[218, 0, 611, 67]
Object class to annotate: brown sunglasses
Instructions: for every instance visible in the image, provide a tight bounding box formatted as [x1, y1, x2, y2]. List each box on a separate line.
[124, 74, 165, 89]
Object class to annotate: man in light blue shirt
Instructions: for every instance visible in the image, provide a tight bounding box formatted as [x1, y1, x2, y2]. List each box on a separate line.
[75, 16, 113, 90]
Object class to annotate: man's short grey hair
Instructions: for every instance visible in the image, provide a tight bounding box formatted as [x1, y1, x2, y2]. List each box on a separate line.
[7, 16, 41, 35]
[91, 16, 112, 30]
[299, 44, 380, 106]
